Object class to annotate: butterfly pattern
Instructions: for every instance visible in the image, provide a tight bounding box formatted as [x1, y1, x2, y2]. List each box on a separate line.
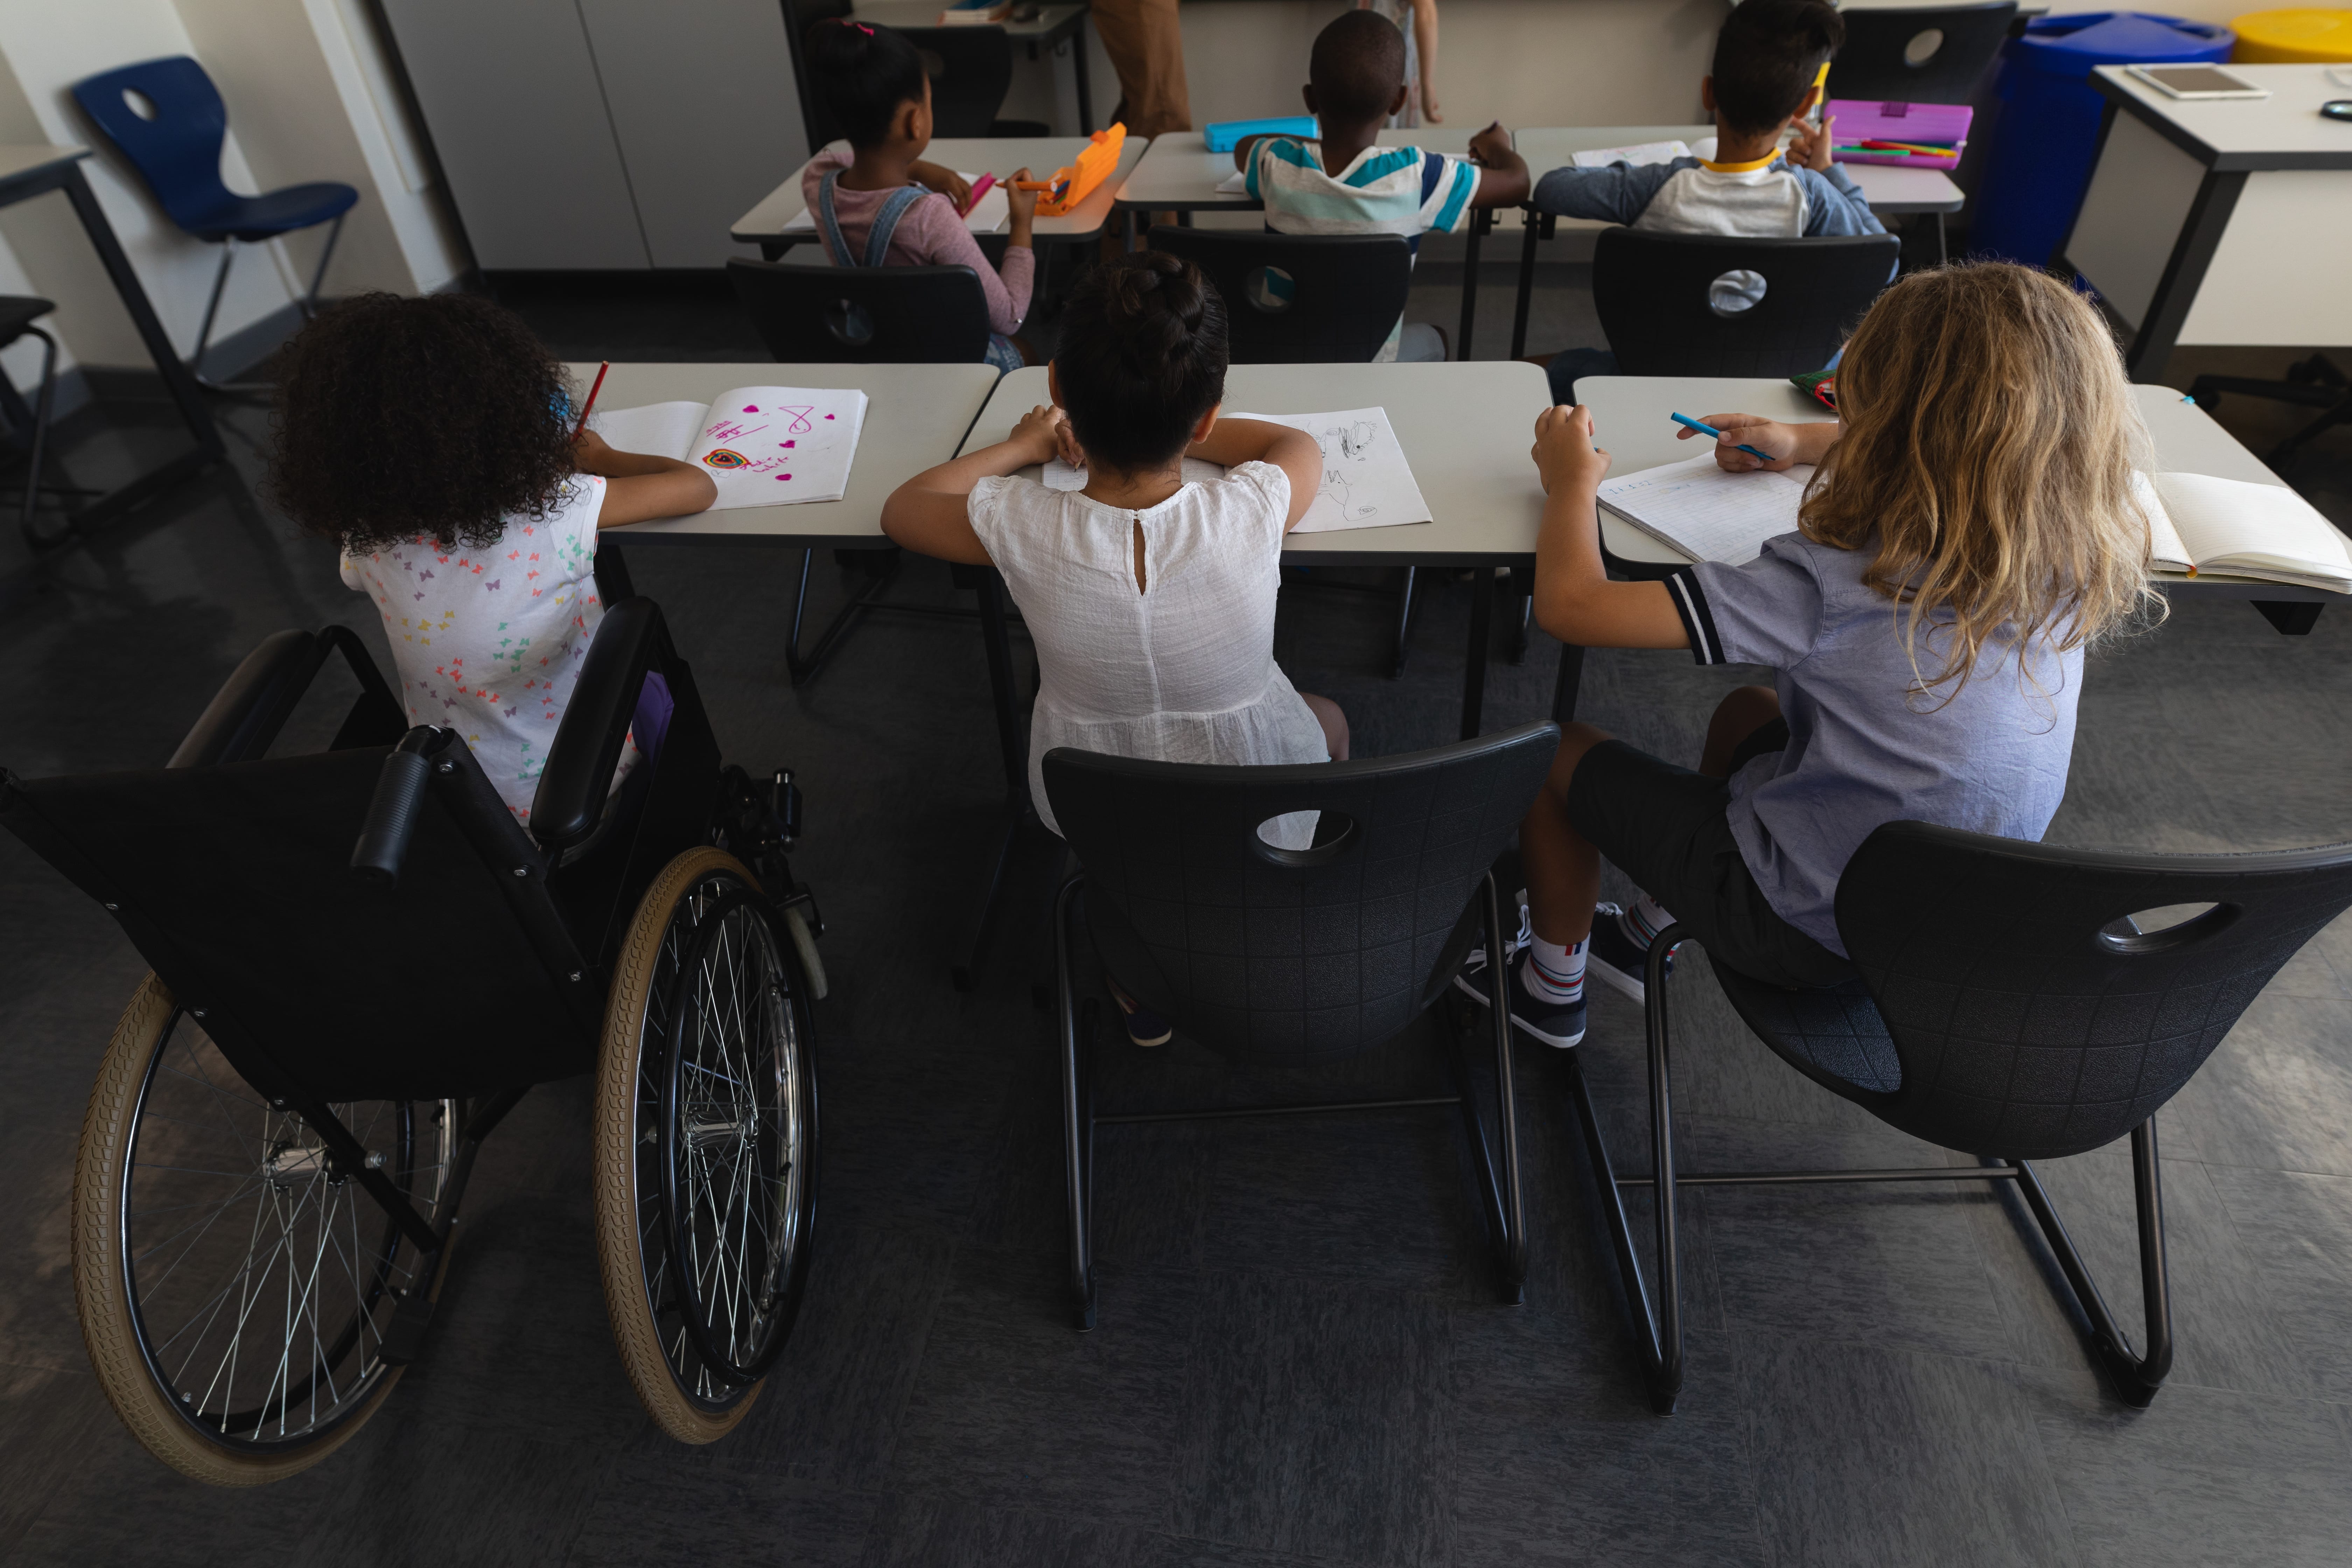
[339, 475, 637, 824]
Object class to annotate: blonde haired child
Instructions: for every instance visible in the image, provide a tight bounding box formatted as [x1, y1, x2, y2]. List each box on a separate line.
[1463, 262, 2160, 1047]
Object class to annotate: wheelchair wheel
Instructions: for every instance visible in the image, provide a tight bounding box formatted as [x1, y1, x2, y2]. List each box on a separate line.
[73, 974, 457, 1485]
[595, 847, 818, 1443]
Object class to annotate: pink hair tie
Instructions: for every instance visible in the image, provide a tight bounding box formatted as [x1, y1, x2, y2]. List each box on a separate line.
[838, 18, 874, 32]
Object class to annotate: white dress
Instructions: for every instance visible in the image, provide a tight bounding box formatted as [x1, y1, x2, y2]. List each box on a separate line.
[967, 460, 1330, 845]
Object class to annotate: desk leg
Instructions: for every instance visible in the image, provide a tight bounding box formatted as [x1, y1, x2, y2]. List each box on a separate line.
[1457, 210, 1486, 360]
[2253, 601, 2325, 636]
[1072, 18, 1094, 134]
[1551, 640, 1585, 726]
[1124, 208, 1138, 252]
[1935, 212, 1947, 266]
[761, 241, 786, 262]
[954, 564, 1037, 992]
[1510, 209, 1543, 360]
[1460, 566, 1493, 741]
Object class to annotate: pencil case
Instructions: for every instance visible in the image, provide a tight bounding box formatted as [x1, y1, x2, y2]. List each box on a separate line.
[1823, 99, 1972, 169]
[1203, 115, 1317, 154]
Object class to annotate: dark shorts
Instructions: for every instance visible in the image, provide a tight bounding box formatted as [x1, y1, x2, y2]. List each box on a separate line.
[1564, 724, 1856, 990]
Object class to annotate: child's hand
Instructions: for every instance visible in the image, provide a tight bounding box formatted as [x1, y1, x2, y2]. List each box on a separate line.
[1010, 404, 1067, 466]
[1052, 412, 1085, 470]
[909, 161, 972, 212]
[1005, 167, 1037, 236]
[1676, 413, 1801, 472]
[1531, 404, 1610, 495]
[571, 427, 620, 475]
[1788, 112, 1835, 173]
[1469, 121, 1511, 167]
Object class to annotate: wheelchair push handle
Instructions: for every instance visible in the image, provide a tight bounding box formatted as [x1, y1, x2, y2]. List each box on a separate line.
[352, 728, 439, 888]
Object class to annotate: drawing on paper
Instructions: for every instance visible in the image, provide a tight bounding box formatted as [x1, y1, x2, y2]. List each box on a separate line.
[781, 405, 816, 434]
[1312, 418, 1386, 523]
[702, 448, 750, 469]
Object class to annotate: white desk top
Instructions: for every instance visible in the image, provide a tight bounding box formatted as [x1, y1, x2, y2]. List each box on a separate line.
[961, 361, 1554, 562]
[577, 361, 1002, 546]
[2094, 63, 2352, 169]
[732, 134, 1147, 244]
[1121, 125, 1958, 215]
[1577, 376, 2316, 597]
[855, 1, 1087, 39]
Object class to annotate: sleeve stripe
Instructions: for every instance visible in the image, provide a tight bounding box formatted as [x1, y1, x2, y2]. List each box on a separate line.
[1666, 566, 1725, 665]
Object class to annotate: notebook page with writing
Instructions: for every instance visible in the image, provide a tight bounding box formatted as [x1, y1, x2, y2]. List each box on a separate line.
[2148, 471, 2352, 590]
[687, 387, 867, 506]
[1597, 454, 1814, 565]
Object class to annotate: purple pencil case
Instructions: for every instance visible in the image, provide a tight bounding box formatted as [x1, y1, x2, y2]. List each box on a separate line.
[1822, 99, 1974, 169]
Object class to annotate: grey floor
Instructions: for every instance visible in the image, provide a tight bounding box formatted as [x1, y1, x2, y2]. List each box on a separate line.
[3, 265, 2351, 1567]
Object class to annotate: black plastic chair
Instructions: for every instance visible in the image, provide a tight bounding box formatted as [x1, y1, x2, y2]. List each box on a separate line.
[1043, 721, 1559, 1329]
[0, 593, 825, 1482]
[1147, 226, 1413, 364]
[1593, 228, 1899, 379]
[899, 26, 1052, 137]
[1827, 2, 2019, 105]
[784, 0, 856, 150]
[1549, 820, 2352, 1414]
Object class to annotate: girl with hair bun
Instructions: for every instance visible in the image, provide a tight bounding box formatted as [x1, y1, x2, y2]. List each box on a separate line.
[883, 252, 1351, 1046]
[800, 18, 1040, 371]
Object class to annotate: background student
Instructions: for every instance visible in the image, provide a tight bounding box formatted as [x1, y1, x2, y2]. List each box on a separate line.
[1523, 0, 1880, 404]
[880, 254, 1346, 1047]
[801, 20, 1041, 373]
[271, 293, 717, 825]
[1235, 9, 1527, 362]
[1462, 263, 2159, 1049]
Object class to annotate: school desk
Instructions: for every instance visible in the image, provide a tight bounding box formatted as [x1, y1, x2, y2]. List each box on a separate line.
[1561, 373, 2343, 720]
[1504, 125, 1966, 357]
[729, 133, 1148, 260]
[854, 2, 1098, 133]
[0, 145, 223, 543]
[2058, 63, 2352, 380]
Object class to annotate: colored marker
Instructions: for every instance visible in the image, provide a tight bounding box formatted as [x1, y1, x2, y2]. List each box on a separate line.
[570, 360, 609, 440]
[1671, 412, 1776, 462]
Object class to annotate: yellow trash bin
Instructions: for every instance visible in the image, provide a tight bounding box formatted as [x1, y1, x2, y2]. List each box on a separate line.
[2230, 8, 2352, 62]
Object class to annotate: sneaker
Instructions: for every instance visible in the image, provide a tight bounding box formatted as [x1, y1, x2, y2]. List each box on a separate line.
[1109, 988, 1172, 1048]
[1453, 946, 1587, 1049]
[1460, 890, 1533, 974]
[1584, 902, 1673, 1006]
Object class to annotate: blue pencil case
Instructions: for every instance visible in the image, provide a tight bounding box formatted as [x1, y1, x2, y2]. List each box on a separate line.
[1203, 115, 1317, 153]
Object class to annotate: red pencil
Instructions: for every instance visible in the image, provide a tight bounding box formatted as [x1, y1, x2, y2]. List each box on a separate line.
[570, 360, 610, 440]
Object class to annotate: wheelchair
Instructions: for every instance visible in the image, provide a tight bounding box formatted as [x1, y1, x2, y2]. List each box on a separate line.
[0, 589, 822, 1485]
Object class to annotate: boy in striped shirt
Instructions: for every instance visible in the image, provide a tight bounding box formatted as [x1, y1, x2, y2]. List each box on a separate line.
[1233, 9, 1527, 362]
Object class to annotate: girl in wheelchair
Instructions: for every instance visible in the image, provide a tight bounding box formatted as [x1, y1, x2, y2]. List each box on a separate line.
[272, 291, 717, 825]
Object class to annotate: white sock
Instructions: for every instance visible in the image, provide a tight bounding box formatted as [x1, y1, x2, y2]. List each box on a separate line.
[1520, 932, 1588, 1004]
[1622, 894, 1674, 946]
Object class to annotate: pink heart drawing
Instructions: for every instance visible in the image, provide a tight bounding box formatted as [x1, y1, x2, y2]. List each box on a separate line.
[776, 473, 792, 481]
[781, 440, 794, 448]
[743, 404, 759, 412]
[824, 413, 835, 420]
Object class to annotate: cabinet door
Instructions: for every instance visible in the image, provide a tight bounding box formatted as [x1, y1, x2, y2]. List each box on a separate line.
[578, 0, 809, 269]
[378, 0, 651, 270]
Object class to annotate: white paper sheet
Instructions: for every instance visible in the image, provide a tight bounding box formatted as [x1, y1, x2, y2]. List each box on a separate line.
[1596, 453, 1814, 565]
[1041, 456, 1226, 490]
[1570, 140, 1692, 169]
[1215, 168, 1251, 194]
[1225, 408, 1432, 533]
[592, 385, 868, 507]
[783, 173, 1005, 233]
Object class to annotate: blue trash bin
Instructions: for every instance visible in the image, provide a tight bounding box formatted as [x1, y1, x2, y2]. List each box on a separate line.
[1970, 12, 2233, 267]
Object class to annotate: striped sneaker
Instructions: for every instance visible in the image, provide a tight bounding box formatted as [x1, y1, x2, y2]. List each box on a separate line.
[1453, 946, 1587, 1049]
[1584, 901, 1674, 1006]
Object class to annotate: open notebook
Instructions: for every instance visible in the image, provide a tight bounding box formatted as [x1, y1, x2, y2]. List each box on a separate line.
[589, 387, 868, 507]
[1601, 454, 2352, 593]
[1039, 409, 1432, 535]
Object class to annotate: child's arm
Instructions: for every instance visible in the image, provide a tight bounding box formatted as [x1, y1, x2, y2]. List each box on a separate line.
[1232, 133, 1266, 173]
[1187, 416, 1324, 530]
[1412, 0, 1441, 122]
[881, 404, 1065, 564]
[1465, 122, 1529, 208]
[1673, 413, 1840, 473]
[573, 430, 717, 527]
[1530, 161, 1676, 225]
[1527, 405, 1687, 649]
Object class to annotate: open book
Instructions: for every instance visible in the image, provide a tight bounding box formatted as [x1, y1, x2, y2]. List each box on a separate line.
[2138, 472, 2352, 592]
[589, 387, 868, 507]
[785, 174, 1008, 236]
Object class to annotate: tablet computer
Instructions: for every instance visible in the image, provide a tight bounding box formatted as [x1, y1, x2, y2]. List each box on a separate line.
[2127, 65, 2271, 101]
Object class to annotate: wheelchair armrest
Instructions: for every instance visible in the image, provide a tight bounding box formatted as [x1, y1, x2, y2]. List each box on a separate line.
[530, 597, 665, 852]
[351, 727, 441, 887]
[170, 629, 324, 768]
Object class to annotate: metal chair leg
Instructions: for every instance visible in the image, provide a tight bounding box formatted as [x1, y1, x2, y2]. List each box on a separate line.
[2008, 1116, 2174, 1407]
[1391, 566, 1418, 678]
[302, 212, 345, 316]
[16, 327, 64, 550]
[186, 238, 274, 395]
[1054, 875, 1097, 1330]
[1450, 870, 1526, 1300]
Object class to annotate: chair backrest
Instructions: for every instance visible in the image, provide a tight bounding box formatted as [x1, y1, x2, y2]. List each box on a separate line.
[896, 26, 1016, 138]
[1827, 2, 2019, 104]
[728, 255, 992, 364]
[1834, 820, 2352, 1159]
[1043, 722, 1558, 1064]
[70, 56, 235, 231]
[1146, 227, 1413, 364]
[1592, 228, 1898, 378]
[783, 0, 856, 150]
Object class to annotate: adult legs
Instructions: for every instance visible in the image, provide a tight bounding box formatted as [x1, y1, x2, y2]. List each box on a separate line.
[1092, 0, 1191, 137]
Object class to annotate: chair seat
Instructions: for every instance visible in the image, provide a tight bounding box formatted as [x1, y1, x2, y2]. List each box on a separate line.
[187, 181, 358, 242]
[0, 295, 55, 345]
[1710, 962, 1901, 1102]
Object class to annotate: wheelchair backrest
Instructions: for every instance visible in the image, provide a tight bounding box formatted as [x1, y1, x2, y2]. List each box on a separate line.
[1, 740, 602, 1103]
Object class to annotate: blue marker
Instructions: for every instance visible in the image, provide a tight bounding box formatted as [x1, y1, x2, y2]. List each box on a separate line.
[1670, 411, 1776, 463]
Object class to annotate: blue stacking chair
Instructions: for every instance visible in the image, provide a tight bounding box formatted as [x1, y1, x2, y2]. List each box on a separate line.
[72, 57, 358, 389]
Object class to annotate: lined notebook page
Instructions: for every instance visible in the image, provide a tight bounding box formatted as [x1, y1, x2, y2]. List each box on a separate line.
[1597, 455, 1815, 565]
